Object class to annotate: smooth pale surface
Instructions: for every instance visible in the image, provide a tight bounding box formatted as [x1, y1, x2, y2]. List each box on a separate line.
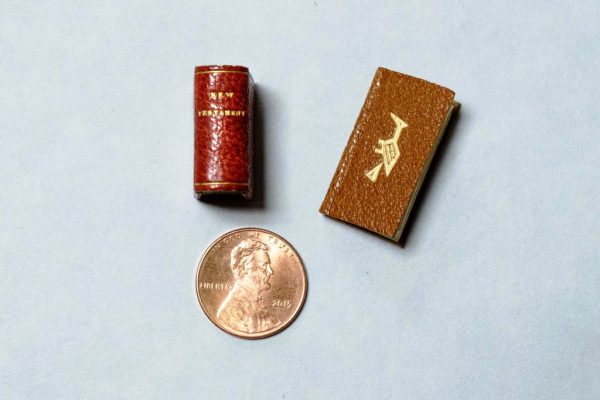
[1, 1, 599, 399]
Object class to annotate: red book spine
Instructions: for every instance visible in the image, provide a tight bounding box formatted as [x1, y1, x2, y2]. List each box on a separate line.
[194, 65, 254, 199]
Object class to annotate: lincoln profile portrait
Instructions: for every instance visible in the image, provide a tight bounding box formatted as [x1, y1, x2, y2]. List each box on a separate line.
[216, 239, 280, 333]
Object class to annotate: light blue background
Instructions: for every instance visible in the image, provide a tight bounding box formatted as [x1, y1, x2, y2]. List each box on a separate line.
[1, 1, 599, 399]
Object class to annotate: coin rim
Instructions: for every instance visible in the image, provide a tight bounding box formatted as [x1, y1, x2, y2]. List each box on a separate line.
[195, 227, 308, 339]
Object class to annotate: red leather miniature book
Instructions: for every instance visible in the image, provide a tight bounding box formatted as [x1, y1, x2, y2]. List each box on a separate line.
[194, 65, 254, 199]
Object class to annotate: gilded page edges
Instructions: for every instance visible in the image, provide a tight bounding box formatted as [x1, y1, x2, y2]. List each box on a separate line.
[392, 94, 457, 241]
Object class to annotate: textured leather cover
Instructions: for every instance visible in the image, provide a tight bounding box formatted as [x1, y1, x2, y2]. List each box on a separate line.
[320, 67, 456, 241]
[194, 65, 254, 199]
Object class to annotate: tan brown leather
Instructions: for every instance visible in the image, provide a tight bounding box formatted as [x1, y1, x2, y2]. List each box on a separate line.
[320, 67, 456, 241]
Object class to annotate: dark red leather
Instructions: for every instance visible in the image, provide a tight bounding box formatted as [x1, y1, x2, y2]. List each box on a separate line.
[194, 65, 254, 199]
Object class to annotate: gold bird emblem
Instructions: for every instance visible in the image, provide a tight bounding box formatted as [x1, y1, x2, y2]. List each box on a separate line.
[365, 112, 408, 182]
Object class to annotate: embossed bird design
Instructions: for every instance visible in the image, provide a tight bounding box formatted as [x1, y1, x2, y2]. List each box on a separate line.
[365, 112, 408, 182]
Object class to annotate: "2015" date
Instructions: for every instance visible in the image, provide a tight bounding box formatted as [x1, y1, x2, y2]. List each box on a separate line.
[272, 299, 292, 309]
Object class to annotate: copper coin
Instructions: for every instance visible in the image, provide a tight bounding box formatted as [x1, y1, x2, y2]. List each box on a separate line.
[195, 228, 307, 339]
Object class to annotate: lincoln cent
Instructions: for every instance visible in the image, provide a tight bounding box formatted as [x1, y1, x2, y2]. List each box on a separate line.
[195, 228, 307, 339]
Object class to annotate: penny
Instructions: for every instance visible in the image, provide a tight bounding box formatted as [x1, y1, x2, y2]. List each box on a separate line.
[195, 228, 307, 339]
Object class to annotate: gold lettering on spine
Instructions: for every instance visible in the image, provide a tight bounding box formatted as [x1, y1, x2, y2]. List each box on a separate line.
[197, 110, 246, 117]
[209, 91, 236, 100]
[200, 91, 243, 117]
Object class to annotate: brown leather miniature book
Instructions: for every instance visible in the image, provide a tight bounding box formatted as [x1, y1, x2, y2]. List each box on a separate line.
[320, 67, 457, 241]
